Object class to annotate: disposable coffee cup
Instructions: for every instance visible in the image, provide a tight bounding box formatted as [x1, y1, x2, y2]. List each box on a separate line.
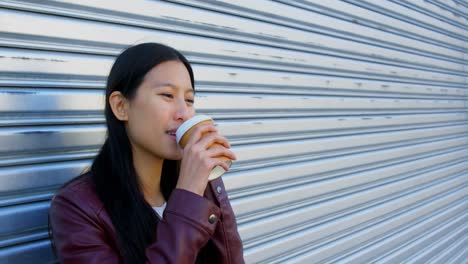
[176, 115, 232, 180]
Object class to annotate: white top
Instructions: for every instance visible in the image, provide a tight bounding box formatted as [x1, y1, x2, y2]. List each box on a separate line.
[176, 115, 213, 144]
[152, 202, 167, 218]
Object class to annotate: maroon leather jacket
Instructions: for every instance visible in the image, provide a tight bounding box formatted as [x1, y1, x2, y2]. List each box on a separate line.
[49, 173, 244, 263]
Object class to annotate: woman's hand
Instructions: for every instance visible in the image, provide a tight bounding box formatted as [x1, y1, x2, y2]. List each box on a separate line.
[176, 124, 237, 196]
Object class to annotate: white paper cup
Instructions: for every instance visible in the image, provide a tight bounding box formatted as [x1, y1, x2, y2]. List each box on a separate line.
[176, 115, 232, 180]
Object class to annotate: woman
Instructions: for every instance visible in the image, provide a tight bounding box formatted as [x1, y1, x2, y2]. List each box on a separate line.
[49, 43, 244, 263]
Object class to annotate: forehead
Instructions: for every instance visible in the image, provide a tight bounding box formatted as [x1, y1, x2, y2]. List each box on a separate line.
[143, 60, 193, 90]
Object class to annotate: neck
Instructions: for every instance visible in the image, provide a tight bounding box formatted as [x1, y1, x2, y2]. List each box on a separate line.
[132, 148, 165, 207]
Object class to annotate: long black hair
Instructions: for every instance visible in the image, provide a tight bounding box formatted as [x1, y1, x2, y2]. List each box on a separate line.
[91, 43, 195, 263]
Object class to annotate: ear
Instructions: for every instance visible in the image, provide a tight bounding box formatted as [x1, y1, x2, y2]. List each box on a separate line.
[109, 91, 129, 121]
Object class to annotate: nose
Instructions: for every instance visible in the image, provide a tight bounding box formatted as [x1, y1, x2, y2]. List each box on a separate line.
[174, 98, 192, 122]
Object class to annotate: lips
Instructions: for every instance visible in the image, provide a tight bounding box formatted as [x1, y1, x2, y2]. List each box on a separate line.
[167, 128, 177, 134]
[166, 129, 178, 142]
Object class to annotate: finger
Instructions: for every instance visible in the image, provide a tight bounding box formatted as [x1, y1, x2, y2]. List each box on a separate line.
[205, 146, 237, 161]
[184, 124, 218, 147]
[206, 156, 231, 172]
[198, 133, 230, 150]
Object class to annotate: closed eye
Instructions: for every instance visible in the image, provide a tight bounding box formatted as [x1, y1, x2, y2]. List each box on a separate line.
[161, 93, 194, 104]
[161, 93, 174, 98]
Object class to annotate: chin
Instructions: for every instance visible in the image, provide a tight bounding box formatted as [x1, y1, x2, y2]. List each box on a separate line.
[168, 151, 183, 161]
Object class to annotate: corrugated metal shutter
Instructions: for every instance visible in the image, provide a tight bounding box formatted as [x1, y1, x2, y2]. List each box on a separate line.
[0, 0, 467, 263]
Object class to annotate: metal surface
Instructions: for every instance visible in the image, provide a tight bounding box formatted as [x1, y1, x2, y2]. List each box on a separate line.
[0, 0, 466, 263]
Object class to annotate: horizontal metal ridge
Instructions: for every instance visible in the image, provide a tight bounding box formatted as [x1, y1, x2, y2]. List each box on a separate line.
[0, 239, 52, 262]
[425, 0, 468, 20]
[0, 190, 54, 208]
[230, 125, 468, 167]
[0, 160, 90, 196]
[2, 48, 466, 88]
[0, 230, 48, 249]
[0, 201, 50, 239]
[369, 0, 468, 29]
[1, 165, 464, 258]
[3, 70, 467, 99]
[1, 120, 466, 167]
[1, 152, 464, 248]
[414, 227, 468, 264]
[1, 115, 466, 155]
[286, 197, 468, 264]
[224, 138, 468, 193]
[0, 0, 465, 64]
[333, 211, 467, 263]
[446, 238, 468, 264]
[336, 0, 467, 40]
[1, 4, 466, 73]
[0, 1, 465, 262]
[274, 0, 466, 54]
[376, 218, 468, 264]
[1, 135, 466, 200]
[234, 158, 468, 235]
[243, 175, 466, 262]
[174, 0, 466, 47]
[2, 49, 467, 91]
[1, 116, 466, 163]
[232, 155, 468, 222]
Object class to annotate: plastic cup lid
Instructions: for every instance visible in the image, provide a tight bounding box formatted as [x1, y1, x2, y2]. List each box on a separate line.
[176, 115, 213, 144]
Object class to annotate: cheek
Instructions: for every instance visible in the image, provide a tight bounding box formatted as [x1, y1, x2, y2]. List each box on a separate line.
[126, 106, 155, 140]
[186, 106, 196, 118]
[126, 117, 147, 145]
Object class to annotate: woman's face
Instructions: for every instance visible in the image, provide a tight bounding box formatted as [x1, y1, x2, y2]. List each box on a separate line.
[125, 60, 195, 161]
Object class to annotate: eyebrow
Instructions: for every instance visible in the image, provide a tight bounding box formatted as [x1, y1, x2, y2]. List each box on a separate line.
[155, 83, 194, 94]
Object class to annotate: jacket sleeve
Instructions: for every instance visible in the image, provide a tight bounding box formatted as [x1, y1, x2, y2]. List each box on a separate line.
[49, 188, 220, 264]
[206, 177, 245, 264]
[49, 194, 122, 264]
[146, 188, 220, 263]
